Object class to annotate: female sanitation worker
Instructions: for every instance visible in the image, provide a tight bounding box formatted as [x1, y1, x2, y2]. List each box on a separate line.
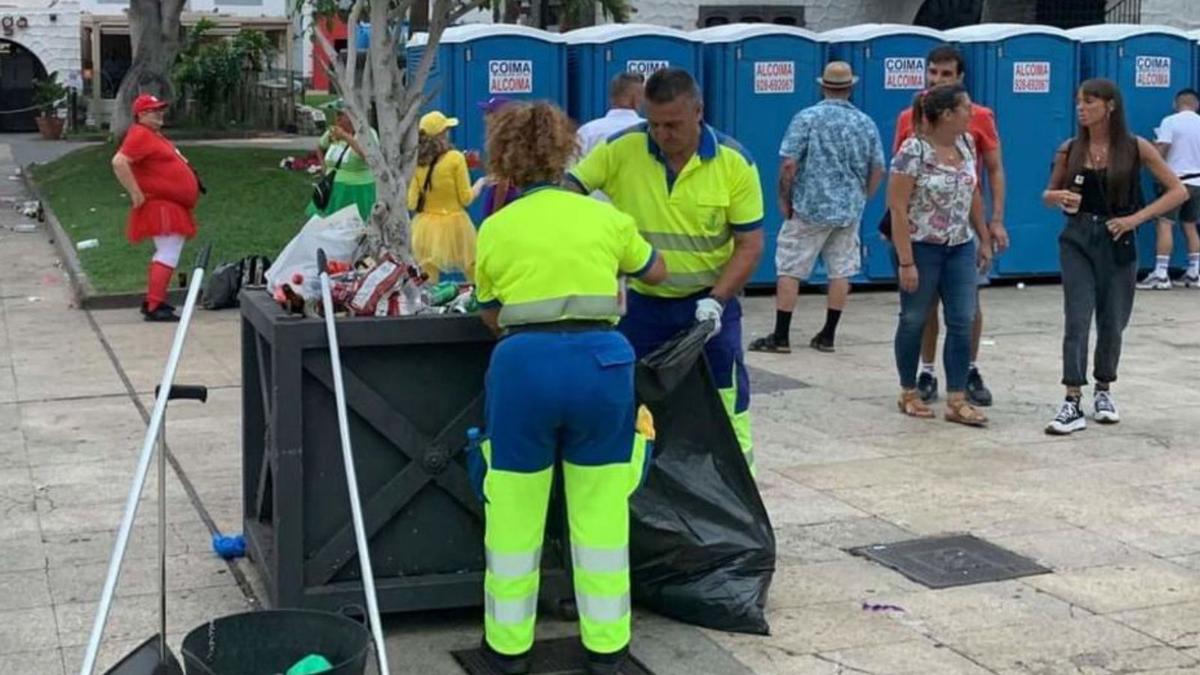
[471, 100, 666, 675]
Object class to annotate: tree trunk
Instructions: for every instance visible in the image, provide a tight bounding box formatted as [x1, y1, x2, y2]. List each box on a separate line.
[314, 0, 489, 257]
[112, 0, 185, 139]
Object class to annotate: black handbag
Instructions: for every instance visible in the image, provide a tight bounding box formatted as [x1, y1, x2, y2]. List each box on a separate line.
[311, 144, 351, 211]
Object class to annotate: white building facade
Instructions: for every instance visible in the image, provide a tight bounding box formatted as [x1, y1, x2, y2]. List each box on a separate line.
[628, 0, 926, 31]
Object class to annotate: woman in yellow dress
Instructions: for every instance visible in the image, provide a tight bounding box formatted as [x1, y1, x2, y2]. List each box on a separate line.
[409, 111, 484, 282]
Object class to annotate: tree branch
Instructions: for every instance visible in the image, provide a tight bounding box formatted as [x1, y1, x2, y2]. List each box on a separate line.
[344, 0, 366, 105]
[402, 0, 448, 115]
[448, 0, 489, 23]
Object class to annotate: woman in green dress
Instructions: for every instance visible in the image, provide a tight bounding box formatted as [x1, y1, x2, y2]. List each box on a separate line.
[307, 101, 378, 222]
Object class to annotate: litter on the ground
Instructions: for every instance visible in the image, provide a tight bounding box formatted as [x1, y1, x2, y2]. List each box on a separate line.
[861, 602, 905, 613]
[212, 533, 247, 559]
[76, 238, 99, 250]
[12, 223, 37, 233]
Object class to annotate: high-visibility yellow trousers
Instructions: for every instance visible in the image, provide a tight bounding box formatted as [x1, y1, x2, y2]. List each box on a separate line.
[476, 330, 651, 657]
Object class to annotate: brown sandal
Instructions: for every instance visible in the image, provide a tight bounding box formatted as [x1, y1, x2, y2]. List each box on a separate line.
[898, 390, 935, 419]
[945, 396, 988, 427]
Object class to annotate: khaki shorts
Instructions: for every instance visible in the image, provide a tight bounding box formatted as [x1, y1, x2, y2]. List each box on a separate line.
[775, 218, 862, 281]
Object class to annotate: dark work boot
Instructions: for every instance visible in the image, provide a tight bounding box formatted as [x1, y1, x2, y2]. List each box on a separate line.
[586, 646, 630, 675]
[480, 638, 531, 675]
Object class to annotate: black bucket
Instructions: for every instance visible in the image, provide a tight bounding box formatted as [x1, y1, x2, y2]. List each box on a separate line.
[180, 610, 370, 675]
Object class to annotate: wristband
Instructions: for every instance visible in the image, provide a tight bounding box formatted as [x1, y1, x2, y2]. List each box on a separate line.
[899, 262, 915, 268]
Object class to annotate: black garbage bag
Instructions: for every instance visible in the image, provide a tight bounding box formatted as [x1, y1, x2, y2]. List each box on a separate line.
[630, 321, 776, 635]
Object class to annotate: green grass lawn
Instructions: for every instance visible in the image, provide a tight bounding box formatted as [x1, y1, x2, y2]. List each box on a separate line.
[32, 144, 316, 294]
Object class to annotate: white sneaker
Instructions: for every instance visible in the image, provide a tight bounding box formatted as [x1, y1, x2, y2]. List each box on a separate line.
[1094, 390, 1120, 424]
[1045, 399, 1087, 435]
[1137, 272, 1172, 290]
[1178, 272, 1200, 288]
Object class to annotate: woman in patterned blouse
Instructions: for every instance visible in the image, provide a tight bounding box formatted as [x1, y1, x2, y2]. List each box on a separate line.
[888, 84, 993, 427]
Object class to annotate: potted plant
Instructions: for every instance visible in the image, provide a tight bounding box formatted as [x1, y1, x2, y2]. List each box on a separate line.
[33, 72, 67, 140]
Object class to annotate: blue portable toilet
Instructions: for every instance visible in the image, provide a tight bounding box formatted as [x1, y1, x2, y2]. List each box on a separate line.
[694, 24, 824, 286]
[1070, 24, 1196, 272]
[407, 25, 567, 225]
[565, 24, 702, 124]
[946, 24, 1077, 278]
[823, 24, 947, 282]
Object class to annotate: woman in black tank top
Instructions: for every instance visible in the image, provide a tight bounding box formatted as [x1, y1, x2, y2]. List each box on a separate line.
[1041, 78, 1186, 435]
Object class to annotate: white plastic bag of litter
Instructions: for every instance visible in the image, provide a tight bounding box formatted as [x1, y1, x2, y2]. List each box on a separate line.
[265, 205, 366, 299]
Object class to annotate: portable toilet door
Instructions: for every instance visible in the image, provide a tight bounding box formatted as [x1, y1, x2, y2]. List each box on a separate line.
[565, 24, 701, 124]
[1071, 24, 1196, 272]
[408, 25, 567, 224]
[823, 24, 947, 282]
[946, 24, 1077, 278]
[694, 24, 824, 286]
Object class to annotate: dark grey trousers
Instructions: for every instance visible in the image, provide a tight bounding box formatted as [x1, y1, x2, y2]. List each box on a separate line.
[1059, 214, 1138, 387]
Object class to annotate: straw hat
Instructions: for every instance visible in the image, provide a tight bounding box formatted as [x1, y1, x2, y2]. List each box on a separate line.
[817, 61, 858, 89]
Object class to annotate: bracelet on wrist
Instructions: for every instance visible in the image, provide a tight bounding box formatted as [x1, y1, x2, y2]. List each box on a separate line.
[899, 262, 915, 268]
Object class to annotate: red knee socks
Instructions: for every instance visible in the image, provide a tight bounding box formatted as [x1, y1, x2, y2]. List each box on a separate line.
[146, 261, 174, 312]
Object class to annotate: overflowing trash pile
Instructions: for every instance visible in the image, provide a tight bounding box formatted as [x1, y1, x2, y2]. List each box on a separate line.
[264, 206, 479, 319]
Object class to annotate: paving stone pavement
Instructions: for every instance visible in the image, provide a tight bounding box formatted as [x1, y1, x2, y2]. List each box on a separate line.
[1, 136, 1199, 674]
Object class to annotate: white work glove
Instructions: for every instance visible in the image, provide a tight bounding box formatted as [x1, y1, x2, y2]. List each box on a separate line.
[694, 297, 724, 340]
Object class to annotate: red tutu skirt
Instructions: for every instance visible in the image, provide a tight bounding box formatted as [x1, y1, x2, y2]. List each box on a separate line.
[126, 199, 198, 243]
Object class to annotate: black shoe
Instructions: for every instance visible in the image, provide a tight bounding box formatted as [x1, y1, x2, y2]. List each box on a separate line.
[966, 368, 993, 407]
[1046, 398, 1086, 435]
[143, 305, 180, 323]
[140, 301, 176, 317]
[586, 646, 630, 675]
[916, 371, 938, 403]
[809, 333, 835, 353]
[748, 333, 791, 354]
[480, 639, 531, 675]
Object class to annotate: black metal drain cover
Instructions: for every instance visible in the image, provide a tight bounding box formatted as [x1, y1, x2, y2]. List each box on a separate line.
[452, 638, 655, 675]
[747, 366, 809, 394]
[849, 534, 1051, 589]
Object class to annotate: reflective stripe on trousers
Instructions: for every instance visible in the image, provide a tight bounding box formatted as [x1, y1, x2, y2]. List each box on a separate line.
[481, 438, 647, 656]
[482, 457, 552, 655]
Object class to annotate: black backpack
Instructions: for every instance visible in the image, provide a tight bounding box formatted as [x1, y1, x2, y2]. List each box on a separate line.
[203, 255, 271, 310]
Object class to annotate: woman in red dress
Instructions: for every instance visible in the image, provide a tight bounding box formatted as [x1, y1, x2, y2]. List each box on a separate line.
[111, 94, 201, 322]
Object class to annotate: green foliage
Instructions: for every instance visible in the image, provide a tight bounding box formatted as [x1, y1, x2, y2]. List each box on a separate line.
[33, 72, 68, 116]
[562, 0, 629, 25]
[173, 20, 275, 113]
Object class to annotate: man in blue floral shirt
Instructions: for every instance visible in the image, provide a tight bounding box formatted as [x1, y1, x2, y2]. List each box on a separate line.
[750, 61, 884, 354]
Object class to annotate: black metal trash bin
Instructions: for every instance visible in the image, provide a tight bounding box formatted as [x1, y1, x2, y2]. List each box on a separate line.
[239, 291, 572, 614]
[181, 610, 368, 675]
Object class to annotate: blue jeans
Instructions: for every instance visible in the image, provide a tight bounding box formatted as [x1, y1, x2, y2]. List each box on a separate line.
[895, 241, 978, 392]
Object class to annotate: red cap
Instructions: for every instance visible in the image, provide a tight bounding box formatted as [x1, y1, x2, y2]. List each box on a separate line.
[132, 94, 169, 116]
